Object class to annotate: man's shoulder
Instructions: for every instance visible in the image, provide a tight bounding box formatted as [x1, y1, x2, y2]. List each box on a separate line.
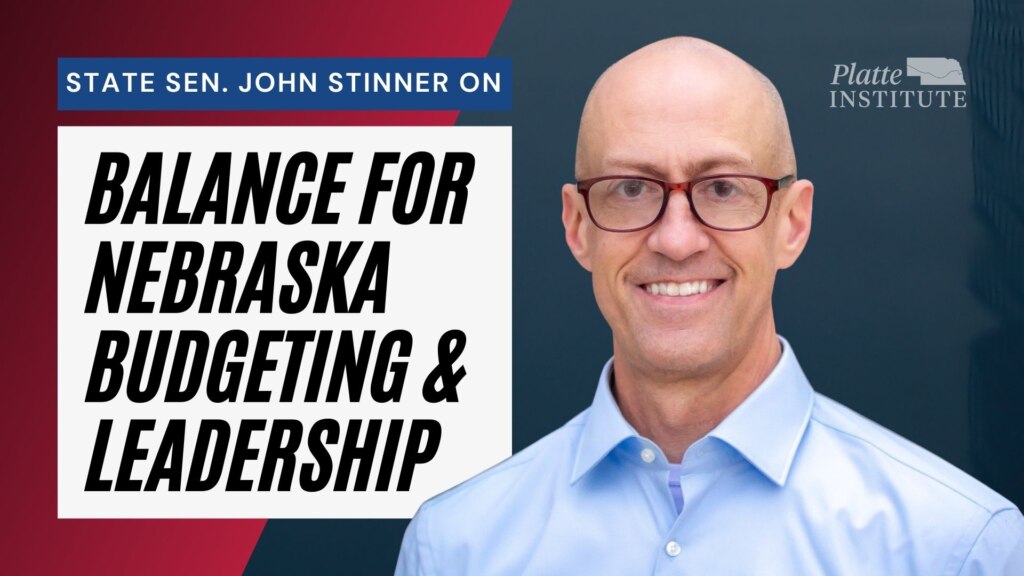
[415, 409, 587, 520]
[395, 412, 589, 575]
[803, 392, 1016, 516]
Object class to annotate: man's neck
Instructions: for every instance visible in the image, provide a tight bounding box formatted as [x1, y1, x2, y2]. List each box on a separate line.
[611, 329, 783, 464]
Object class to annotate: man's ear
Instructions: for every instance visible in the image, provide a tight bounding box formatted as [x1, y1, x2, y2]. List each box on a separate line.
[775, 179, 813, 270]
[562, 183, 592, 271]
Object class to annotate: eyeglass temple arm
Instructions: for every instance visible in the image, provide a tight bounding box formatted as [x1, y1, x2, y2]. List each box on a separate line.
[777, 175, 796, 190]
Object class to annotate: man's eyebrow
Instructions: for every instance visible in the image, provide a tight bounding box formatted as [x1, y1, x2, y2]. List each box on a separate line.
[596, 153, 756, 179]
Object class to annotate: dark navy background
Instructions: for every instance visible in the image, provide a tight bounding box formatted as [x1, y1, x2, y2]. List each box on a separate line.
[245, 0, 1023, 573]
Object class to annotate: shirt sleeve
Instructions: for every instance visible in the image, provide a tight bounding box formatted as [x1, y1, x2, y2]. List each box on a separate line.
[957, 508, 1024, 576]
[394, 508, 436, 576]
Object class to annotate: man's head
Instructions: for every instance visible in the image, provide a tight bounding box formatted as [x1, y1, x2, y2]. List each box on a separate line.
[562, 37, 813, 385]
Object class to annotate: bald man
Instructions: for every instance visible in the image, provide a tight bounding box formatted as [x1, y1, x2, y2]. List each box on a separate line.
[395, 38, 1024, 575]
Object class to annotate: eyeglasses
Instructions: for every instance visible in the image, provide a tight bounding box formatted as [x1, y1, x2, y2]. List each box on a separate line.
[575, 174, 795, 232]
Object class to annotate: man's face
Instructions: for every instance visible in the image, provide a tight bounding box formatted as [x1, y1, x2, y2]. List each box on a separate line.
[562, 57, 812, 383]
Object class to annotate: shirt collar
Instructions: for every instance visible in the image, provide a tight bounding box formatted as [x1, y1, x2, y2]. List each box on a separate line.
[570, 336, 814, 487]
[571, 357, 637, 484]
[706, 336, 814, 486]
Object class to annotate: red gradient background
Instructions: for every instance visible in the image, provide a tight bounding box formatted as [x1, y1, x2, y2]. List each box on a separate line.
[1, 1, 511, 573]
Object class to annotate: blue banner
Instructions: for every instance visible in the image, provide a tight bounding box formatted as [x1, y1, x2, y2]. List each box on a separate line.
[57, 58, 511, 111]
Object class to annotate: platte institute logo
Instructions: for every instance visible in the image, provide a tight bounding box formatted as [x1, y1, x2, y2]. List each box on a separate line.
[829, 57, 967, 109]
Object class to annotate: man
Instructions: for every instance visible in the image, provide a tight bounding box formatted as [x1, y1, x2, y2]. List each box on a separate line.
[395, 37, 1024, 574]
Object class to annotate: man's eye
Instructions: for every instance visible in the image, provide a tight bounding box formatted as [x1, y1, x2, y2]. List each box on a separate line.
[613, 179, 649, 198]
[709, 180, 739, 199]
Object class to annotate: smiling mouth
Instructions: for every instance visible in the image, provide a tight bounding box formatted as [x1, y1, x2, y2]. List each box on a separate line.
[643, 279, 724, 297]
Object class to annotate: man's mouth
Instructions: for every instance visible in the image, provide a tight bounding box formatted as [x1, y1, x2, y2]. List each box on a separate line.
[642, 279, 724, 297]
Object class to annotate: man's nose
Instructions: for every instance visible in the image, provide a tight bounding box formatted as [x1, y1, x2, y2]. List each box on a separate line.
[645, 190, 711, 260]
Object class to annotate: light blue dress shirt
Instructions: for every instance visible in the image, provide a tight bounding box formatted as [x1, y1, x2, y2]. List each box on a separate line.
[396, 338, 1024, 575]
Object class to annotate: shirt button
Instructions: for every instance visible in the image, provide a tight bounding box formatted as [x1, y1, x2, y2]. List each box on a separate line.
[640, 448, 656, 463]
[665, 541, 681, 557]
